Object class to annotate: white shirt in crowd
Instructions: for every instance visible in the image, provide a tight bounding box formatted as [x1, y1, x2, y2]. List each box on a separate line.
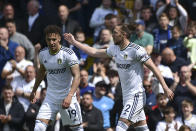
[15, 78, 45, 111]
[176, 114, 196, 131]
[156, 120, 182, 131]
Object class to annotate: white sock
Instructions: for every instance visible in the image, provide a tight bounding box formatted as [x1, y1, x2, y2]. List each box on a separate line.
[116, 121, 129, 131]
[135, 124, 149, 131]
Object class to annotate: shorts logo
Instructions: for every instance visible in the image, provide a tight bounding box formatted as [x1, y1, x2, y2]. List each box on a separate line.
[124, 54, 128, 59]
[57, 59, 62, 64]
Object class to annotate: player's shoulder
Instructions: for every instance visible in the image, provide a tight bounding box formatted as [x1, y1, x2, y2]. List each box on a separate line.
[40, 47, 49, 53]
[61, 46, 74, 55]
[128, 42, 141, 50]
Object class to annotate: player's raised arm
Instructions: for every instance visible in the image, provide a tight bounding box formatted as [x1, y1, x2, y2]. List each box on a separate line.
[64, 33, 109, 58]
[30, 64, 46, 103]
[144, 58, 174, 100]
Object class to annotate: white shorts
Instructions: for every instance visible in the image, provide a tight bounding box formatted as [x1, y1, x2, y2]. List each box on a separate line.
[36, 98, 82, 126]
[120, 92, 146, 123]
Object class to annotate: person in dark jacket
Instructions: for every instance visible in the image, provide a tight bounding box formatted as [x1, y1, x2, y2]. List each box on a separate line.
[81, 92, 104, 131]
[0, 85, 25, 131]
[25, 88, 47, 131]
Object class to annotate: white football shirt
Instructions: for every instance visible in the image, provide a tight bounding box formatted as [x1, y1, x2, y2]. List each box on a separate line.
[176, 115, 196, 131]
[106, 43, 150, 101]
[39, 46, 79, 104]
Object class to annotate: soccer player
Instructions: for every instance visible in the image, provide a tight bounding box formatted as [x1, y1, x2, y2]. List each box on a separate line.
[30, 25, 83, 131]
[64, 24, 174, 131]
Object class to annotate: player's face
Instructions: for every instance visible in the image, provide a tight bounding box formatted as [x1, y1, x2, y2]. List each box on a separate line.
[112, 26, 124, 45]
[46, 33, 61, 52]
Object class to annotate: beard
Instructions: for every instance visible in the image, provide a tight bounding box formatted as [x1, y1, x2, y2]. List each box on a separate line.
[114, 38, 122, 45]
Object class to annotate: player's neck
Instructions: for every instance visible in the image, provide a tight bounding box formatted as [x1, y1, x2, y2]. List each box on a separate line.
[119, 39, 130, 50]
[49, 45, 62, 55]
[184, 113, 192, 120]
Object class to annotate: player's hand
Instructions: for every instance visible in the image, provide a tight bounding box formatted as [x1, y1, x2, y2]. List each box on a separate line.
[164, 88, 174, 100]
[34, 43, 41, 52]
[62, 95, 72, 109]
[63, 33, 76, 45]
[30, 91, 36, 104]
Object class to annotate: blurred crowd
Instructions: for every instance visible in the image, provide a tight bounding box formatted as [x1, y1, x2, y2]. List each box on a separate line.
[0, 0, 196, 131]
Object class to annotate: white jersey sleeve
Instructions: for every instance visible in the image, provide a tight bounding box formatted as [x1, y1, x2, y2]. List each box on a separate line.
[39, 48, 46, 65]
[65, 51, 79, 67]
[135, 46, 150, 63]
[106, 45, 117, 57]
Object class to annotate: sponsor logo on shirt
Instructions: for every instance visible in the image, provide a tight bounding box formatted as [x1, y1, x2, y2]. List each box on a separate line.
[116, 63, 131, 69]
[48, 68, 66, 74]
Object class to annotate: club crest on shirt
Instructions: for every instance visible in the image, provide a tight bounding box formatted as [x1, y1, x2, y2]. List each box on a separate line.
[57, 58, 62, 64]
[124, 54, 128, 59]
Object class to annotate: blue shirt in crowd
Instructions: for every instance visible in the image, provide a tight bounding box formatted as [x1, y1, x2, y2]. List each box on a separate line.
[80, 85, 95, 96]
[0, 40, 18, 89]
[93, 96, 114, 129]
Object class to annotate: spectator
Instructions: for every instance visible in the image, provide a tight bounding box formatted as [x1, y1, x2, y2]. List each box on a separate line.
[156, 106, 181, 131]
[18, 0, 45, 45]
[161, 47, 189, 73]
[14, 65, 45, 111]
[171, 65, 196, 114]
[176, 99, 196, 131]
[79, 69, 95, 96]
[156, 0, 188, 32]
[130, 19, 154, 54]
[153, 13, 172, 53]
[151, 52, 174, 94]
[1, 46, 33, 87]
[166, 25, 187, 60]
[90, 59, 110, 86]
[25, 88, 47, 131]
[93, 14, 118, 42]
[140, 6, 157, 33]
[59, 0, 82, 22]
[183, 23, 196, 71]
[90, 0, 118, 40]
[0, 27, 18, 89]
[179, 125, 191, 131]
[81, 92, 104, 131]
[0, 4, 15, 27]
[56, 4, 81, 47]
[148, 93, 169, 131]
[93, 29, 114, 49]
[143, 79, 156, 107]
[110, 82, 123, 129]
[5, 19, 35, 60]
[107, 69, 119, 97]
[0, 85, 25, 131]
[72, 30, 88, 67]
[93, 81, 114, 130]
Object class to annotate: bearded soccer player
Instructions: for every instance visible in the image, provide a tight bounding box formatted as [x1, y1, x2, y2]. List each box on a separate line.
[30, 25, 83, 131]
[64, 25, 174, 131]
